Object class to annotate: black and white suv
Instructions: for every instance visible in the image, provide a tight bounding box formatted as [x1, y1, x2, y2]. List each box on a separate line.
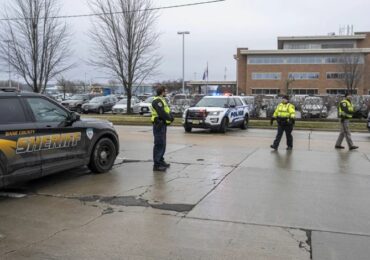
[182, 96, 250, 133]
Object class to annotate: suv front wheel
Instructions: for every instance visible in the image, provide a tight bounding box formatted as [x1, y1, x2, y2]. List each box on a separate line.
[184, 124, 192, 133]
[219, 117, 228, 133]
[89, 138, 117, 173]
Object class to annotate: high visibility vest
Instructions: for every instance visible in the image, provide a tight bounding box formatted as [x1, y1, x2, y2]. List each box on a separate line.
[151, 96, 172, 124]
[273, 103, 296, 119]
[338, 99, 353, 119]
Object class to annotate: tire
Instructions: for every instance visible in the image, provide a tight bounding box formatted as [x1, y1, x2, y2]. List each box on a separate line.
[98, 107, 104, 114]
[88, 138, 117, 173]
[240, 115, 249, 130]
[219, 117, 228, 133]
[184, 124, 192, 133]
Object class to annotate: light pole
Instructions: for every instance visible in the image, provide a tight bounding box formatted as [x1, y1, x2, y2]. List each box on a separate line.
[233, 55, 239, 95]
[5, 40, 11, 88]
[178, 31, 190, 94]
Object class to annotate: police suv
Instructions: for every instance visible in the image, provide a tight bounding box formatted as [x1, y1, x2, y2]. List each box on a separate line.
[182, 96, 249, 133]
[0, 88, 119, 188]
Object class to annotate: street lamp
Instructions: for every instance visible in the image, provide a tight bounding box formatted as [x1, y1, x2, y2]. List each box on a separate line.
[5, 40, 11, 88]
[233, 55, 239, 95]
[178, 31, 190, 94]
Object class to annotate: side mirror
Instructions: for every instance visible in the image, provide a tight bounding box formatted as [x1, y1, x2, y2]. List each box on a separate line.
[229, 104, 236, 108]
[67, 112, 80, 125]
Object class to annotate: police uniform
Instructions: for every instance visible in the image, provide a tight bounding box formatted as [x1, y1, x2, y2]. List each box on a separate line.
[270, 98, 296, 150]
[151, 96, 174, 170]
[335, 98, 358, 150]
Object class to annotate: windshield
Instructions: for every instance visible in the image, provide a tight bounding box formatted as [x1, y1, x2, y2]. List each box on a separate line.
[117, 99, 135, 104]
[90, 97, 106, 103]
[195, 97, 228, 107]
[304, 98, 323, 105]
[70, 95, 86, 100]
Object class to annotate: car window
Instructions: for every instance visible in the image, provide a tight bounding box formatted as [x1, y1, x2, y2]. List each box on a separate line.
[26, 98, 69, 123]
[234, 98, 243, 107]
[228, 98, 236, 107]
[0, 98, 26, 124]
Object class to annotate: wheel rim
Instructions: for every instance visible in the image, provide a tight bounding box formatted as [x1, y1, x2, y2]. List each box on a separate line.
[97, 144, 113, 167]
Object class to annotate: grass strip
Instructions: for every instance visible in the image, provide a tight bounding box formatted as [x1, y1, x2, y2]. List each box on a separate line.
[82, 114, 369, 132]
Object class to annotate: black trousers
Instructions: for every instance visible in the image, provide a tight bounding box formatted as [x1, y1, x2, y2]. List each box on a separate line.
[272, 123, 293, 148]
[153, 122, 167, 166]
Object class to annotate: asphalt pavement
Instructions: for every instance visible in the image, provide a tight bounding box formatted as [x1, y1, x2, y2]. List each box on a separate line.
[1, 126, 370, 259]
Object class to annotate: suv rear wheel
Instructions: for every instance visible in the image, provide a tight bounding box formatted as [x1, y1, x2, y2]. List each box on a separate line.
[89, 138, 117, 173]
[240, 115, 249, 130]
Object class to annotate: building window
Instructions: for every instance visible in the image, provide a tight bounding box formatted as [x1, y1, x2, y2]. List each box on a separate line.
[288, 72, 320, 80]
[291, 89, 318, 95]
[252, 89, 280, 95]
[252, 72, 281, 80]
[247, 55, 364, 65]
[326, 72, 350, 80]
[321, 43, 354, 49]
[326, 89, 357, 95]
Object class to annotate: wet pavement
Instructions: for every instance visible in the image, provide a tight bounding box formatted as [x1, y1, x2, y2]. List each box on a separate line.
[1, 125, 370, 259]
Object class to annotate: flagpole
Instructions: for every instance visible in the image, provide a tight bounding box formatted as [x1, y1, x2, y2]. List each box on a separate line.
[206, 62, 208, 96]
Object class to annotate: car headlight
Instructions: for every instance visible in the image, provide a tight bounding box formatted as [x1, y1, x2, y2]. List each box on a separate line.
[208, 111, 222, 116]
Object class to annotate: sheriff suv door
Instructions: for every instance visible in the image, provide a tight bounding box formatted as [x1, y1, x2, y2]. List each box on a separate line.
[23, 96, 87, 176]
[0, 96, 41, 186]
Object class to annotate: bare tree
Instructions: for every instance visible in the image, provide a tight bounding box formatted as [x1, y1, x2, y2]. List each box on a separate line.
[57, 77, 79, 99]
[0, 0, 73, 93]
[339, 53, 364, 95]
[89, 0, 161, 114]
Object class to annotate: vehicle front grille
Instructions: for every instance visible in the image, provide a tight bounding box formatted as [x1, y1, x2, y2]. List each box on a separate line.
[187, 110, 207, 120]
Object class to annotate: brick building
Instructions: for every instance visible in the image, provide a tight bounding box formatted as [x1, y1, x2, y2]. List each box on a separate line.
[236, 32, 370, 96]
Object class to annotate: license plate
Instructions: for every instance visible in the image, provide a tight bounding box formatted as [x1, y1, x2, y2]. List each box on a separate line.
[191, 120, 200, 124]
[142, 107, 148, 112]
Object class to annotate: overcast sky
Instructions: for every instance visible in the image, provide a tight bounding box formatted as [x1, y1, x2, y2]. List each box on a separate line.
[2, 0, 370, 84]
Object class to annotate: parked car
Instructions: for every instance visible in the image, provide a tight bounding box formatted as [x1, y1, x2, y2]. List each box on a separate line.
[301, 96, 328, 118]
[138, 96, 170, 116]
[351, 95, 370, 119]
[61, 94, 93, 113]
[171, 97, 192, 115]
[82, 96, 117, 114]
[182, 96, 249, 133]
[112, 97, 141, 114]
[0, 88, 119, 188]
[263, 97, 282, 118]
[241, 96, 260, 118]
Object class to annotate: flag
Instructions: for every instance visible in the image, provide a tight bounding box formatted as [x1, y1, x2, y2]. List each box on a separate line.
[202, 63, 208, 81]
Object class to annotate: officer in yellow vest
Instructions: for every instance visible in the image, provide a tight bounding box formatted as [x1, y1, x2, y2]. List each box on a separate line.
[270, 95, 296, 150]
[335, 93, 358, 150]
[151, 86, 174, 171]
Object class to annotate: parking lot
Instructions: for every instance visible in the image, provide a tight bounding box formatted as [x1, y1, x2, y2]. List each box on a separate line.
[1, 126, 370, 259]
